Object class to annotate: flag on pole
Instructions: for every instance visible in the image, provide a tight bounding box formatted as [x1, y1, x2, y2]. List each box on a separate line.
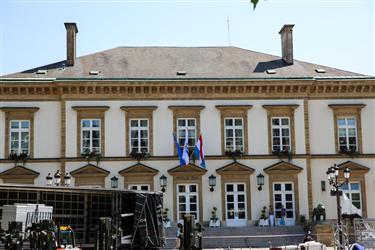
[194, 134, 206, 168]
[182, 128, 190, 166]
[173, 134, 184, 166]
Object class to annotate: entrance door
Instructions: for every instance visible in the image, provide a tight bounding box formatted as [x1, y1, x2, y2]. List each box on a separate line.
[177, 184, 199, 223]
[273, 182, 295, 225]
[225, 183, 247, 227]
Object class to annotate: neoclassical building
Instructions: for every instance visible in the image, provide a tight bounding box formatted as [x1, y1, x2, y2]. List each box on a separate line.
[0, 23, 374, 227]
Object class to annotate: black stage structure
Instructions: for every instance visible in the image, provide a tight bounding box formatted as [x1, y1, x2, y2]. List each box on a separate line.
[0, 184, 165, 249]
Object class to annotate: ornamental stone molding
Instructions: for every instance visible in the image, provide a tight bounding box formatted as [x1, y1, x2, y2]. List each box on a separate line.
[1, 80, 375, 101]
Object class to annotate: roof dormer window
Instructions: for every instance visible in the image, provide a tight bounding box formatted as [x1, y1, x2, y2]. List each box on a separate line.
[36, 70, 47, 75]
[315, 68, 326, 73]
[266, 69, 276, 74]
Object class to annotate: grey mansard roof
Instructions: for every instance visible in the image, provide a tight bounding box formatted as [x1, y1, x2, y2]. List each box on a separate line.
[1, 46, 367, 79]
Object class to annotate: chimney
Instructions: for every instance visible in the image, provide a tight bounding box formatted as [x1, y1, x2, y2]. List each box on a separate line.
[279, 24, 294, 64]
[64, 22, 78, 66]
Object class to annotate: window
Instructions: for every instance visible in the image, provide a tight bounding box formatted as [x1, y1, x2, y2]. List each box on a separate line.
[121, 106, 157, 156]
[130, 119, 149, 153]
[73, 106, 109, 157]
[263, 105, 298, 155]
[177, 118, 196, 150]
[1, 107, 39, 157]
[224, 118, 244, 152]
[328, 104, 365, 154]
[216, 105, 251, 154]
[177, 184, 198, 221]
[81, 119, 101, 154]
[342, 182, 362, 211]
[337, 117, 357, 152]
[271, 117, 291, 152]
[128, 184, 150, 191]
[10, 120, 30, 155]
[169, 106, 204, 156]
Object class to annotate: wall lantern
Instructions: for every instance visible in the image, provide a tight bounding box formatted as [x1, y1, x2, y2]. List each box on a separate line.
[343, 167, 350, 182]
[64, 173, 71, 187]
[160, 175, 167, 192]
[54, 170, 61, 186]
[111, 176, 119, 189]
[257, 173, 265, 191]
[208, 174, 216, 192]
[46, 173, 53, 186]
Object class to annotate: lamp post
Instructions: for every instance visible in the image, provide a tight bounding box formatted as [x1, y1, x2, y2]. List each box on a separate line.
[257, 173, 265, 191]
[326, 164, 350, 249]
[160, 175, 167, 192]
[208, 174, 216, 192]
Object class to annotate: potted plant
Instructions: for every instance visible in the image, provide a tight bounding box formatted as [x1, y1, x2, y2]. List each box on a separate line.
[272, 148, 293, 162]
[162, 208, 171, 228]
[130, 150, 150, 162]
[339, 147, 360, 157]
[225, 149, 243, 162]
[258, 206, 268, 226]
[209, 207, 220, 227]
[9, 152, 29, 167]
[81, 149, 100, 165]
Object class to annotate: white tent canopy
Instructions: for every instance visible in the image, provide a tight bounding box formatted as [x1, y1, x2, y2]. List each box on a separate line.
[341, 193, 362, 217]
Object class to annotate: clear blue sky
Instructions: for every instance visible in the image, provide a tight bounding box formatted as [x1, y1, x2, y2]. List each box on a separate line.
[1, 0, 374, 76]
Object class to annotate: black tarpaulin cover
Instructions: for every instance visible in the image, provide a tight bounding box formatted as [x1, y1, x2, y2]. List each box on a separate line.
[131, 193, 165, 248]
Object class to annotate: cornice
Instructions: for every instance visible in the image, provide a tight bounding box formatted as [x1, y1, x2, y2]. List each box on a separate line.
[168, 105, 205, 110]
[120, 106, 158, 111]
[72, 106, 110, 111]
[262, 104, 299, 110]
[1, 153, 375, 163]
[0, 79, 374, 100]
[0, 107, 40, 112]
[328, 104, 366, 109]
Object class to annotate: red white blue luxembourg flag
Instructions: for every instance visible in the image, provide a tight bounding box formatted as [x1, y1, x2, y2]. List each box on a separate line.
[194, 135, 206, 168]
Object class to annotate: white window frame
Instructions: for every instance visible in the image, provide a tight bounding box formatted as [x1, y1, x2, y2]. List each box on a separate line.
[271, 117, 291, 152]
[128, 184, 150, 191]
[341, 182, 362, 212]
[81, 119, 101, 154]
[129, 119, 149, 153]
[225, 183, 247, 223]
[177, 183, 199, 222]
[9, 120, 30, 155]
[177, 118, 196, 150]
[224, 117, 244, 152]
[273, 182, 295, 222]
[337, 117, 358, 152]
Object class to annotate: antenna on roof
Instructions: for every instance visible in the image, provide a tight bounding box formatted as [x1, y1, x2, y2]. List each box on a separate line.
[227, 15, 232, 47]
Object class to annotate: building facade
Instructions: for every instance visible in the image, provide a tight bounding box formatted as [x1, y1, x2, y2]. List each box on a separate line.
[1, 23, 374, 227]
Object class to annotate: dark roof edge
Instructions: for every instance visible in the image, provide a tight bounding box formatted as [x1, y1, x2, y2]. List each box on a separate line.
[1, 76, 374, 82]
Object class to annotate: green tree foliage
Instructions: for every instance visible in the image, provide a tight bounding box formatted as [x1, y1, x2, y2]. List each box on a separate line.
[251, 0, 259, 9]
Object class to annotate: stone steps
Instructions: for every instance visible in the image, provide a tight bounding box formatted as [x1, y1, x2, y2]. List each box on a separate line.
[162, 225, 305, 249]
